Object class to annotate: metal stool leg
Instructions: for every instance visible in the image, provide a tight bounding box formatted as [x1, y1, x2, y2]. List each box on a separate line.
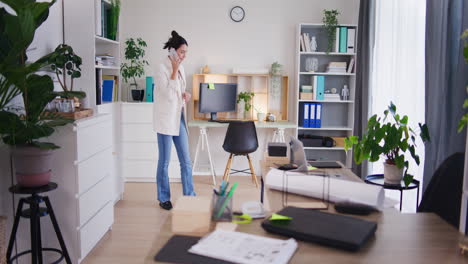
[29, 198, 40, 264]
[6, 198, 25, 262]
[43, 197, 72, 264]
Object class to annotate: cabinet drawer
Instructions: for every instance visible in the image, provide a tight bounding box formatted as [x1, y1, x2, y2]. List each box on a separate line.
[121, 103, 153, 123]
[121, 123, 156, 142]
[77, 148, 112, 194]
[78, 176, 113, 227]
[79, 201, 113, 260]
[122, 142, 157, 160]
[123, 160, 181, 180]
[77, 119, 112, 161]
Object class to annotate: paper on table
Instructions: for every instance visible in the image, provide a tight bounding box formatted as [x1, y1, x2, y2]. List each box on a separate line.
[189, 229, 298, 264]
[265, 168, 396, 210]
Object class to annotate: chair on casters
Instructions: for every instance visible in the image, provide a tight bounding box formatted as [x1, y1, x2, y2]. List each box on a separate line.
[222, 121, 259, 187]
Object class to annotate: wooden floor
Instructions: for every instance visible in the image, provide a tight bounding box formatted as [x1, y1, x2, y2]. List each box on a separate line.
[82, 176, 259, 264]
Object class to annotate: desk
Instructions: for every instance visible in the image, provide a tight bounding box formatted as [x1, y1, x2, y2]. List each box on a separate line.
[149, 169, 467, 264]
[188, 120, 296, 186]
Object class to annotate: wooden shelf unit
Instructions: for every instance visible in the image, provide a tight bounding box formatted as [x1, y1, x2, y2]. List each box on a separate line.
[192, 74, 289, 121]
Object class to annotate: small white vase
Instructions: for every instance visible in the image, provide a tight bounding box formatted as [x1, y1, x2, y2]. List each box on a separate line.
[383, 162, 404, 185]
[257, 113, 266, 122]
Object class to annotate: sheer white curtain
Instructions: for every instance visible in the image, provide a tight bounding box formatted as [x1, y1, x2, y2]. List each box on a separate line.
[369, 0, 426, 212]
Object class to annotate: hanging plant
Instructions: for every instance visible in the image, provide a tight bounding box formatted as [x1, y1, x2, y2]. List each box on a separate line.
[322, 9, 340, 53]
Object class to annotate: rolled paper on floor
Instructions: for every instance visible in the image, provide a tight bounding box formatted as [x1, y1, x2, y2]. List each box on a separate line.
[265, 168, 387, 210]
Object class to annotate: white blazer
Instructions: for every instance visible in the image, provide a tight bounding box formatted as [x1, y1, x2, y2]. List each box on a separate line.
[153, 56, 188, 136]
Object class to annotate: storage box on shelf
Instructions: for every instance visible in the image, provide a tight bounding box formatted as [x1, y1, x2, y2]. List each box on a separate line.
[192, 74, 289, 121]
[295, 23, 357, 167]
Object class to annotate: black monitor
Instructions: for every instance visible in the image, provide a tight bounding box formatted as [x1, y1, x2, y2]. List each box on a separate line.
[199, 83, 237, 121]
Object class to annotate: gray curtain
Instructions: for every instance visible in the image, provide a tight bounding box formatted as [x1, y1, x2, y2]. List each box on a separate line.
[352, 0, 375, 178]
[424, 0, 468, 192]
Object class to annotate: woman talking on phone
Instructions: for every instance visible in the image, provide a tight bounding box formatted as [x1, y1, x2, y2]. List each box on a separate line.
[153, 30, 195, 210]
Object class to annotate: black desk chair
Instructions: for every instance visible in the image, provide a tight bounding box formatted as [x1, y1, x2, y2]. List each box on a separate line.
[222, 121, 259, 187]
[418, 152, 464, 228]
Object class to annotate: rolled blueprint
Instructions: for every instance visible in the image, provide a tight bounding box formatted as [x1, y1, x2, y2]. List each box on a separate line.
[265, 168, 386, 210]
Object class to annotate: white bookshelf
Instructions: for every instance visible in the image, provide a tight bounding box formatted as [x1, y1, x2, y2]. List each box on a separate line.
[295, 23, 357, 167]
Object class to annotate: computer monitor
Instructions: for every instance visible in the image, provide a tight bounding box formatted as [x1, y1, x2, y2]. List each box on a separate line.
[199, 83, 237, 121]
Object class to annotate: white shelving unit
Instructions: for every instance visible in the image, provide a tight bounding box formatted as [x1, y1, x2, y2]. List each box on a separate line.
[295, 23, 358, 167]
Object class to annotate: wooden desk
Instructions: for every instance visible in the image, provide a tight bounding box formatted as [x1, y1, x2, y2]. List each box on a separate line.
[149, 169, 468, 264]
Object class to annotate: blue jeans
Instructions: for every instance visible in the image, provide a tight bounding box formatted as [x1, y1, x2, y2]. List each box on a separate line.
[156, 114, 196, 202]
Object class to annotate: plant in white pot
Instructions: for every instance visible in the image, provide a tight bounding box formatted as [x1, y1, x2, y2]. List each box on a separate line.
[344, 102, 430, 187]
[0, 0, 73, 187]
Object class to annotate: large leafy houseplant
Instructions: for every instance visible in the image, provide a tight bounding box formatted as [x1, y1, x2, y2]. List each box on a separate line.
[322, 9, 340, 53]
[121, 38, 149, 89]
[344, 103, 430, 187]
[458, 29, 468, 132]
[0, 0, 72, 150]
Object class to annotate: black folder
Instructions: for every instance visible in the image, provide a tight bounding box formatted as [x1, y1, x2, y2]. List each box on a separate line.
[261, 207, 377, 251]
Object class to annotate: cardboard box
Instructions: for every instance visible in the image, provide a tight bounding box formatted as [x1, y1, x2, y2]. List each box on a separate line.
[332, 137, 346, 147]
[264, 152, 290, 168]
[300, 92, 313, 100]
[172, 196, 211, 233]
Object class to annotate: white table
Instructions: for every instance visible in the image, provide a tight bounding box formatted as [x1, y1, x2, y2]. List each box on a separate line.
[188, 120, 296, 185]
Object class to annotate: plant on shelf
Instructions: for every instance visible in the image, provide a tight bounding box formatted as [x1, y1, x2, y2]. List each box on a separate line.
[48, 44, 85, 101]
[108, 0, 121, 41]
[237, 92, 255, 119]
[121, 37, 149, 101]
[322, 9, 340, 53]
[458, 29, 468, 132]
[0, 0, 73, 187]
[344, 102, 430, 187]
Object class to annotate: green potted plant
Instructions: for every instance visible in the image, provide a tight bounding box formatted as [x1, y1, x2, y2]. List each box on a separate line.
[48, 43, 85, 108]
[458, 29, 468, 132]
[344, 102, 430, 187]
[322, 9, 340, 53]
[121, 37, 149, 101]
[237, 92, 255, 119]
[0, 0, 73, 187]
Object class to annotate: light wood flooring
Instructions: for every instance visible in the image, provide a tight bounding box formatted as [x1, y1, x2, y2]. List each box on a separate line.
[82, 176, 259, 264]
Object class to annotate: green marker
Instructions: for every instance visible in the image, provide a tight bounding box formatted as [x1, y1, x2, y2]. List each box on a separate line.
[216, 182, 238, 218]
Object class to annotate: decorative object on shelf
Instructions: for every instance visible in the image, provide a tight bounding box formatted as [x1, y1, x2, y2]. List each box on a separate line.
[344, 102, 430, 187]
[0, 0, 74, 187]
[107, 0, 121, 41]
[266, 113, 276, 122]
[324, 88, 340, 101]
[202, 65, 211, 74]
[237, 92, 255, 119]
[341, 85, 349, 100]
[305, 57, 319, 72]
[310, 36, 318, 52]
[322, 9, 340, 53]
[48, 44, 86, 109]
[121, 37, 149, 101]
[230, 6, 245, 22]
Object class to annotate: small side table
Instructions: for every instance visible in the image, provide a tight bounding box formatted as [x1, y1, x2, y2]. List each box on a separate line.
[365, 174, 420, 211]
[6, 182, 71, 264]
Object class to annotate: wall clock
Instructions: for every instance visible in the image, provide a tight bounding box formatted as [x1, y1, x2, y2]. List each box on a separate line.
[230, 6, 245, 22]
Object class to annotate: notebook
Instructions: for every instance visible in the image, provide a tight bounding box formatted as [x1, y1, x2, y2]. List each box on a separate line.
[261, 207, 377, 251]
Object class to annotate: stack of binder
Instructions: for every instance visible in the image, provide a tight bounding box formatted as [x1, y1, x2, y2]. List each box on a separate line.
[335, 27, 355, 53]
[300, 102, 322, 128]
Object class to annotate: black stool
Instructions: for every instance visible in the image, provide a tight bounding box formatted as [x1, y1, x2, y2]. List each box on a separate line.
[6, 182, 71, 264]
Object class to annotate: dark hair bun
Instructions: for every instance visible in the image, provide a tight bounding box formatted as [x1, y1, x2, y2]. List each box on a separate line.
[163, 30, 188, 50]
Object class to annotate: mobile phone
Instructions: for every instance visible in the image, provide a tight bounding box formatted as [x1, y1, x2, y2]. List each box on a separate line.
[169, 48, 179, 61]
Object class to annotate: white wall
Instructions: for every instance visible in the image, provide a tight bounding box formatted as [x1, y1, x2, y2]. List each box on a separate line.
[120, 0, 359, 175]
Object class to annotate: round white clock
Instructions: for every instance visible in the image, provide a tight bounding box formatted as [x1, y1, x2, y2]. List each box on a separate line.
[230, 6, 245, 22]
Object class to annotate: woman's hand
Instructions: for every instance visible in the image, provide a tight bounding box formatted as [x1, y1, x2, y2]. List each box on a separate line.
[169, 56, 181, 80]
[182, 92, 191, 103]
